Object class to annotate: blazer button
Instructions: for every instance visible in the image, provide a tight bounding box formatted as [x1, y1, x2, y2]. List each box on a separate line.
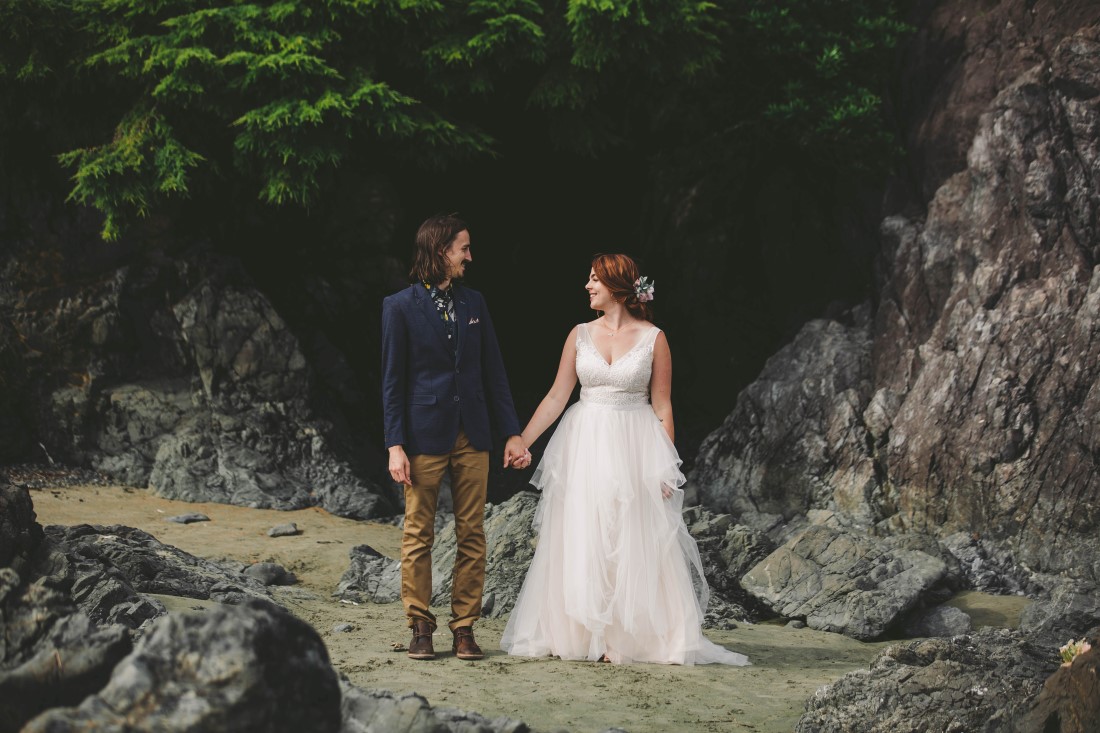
[453, 395, 460, 402]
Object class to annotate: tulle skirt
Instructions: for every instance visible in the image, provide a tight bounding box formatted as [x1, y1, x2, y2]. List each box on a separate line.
[500, 399, 749, 666]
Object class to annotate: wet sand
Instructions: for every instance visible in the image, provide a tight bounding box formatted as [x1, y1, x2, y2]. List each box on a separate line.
[29, 485, 1029, 733]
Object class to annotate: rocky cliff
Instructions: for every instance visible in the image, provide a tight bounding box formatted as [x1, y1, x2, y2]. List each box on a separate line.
[692, 16, 1100, 586]
[0, 206, 395, 518]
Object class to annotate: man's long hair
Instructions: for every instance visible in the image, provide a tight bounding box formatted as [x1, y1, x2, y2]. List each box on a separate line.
[409, 214, 468, 285]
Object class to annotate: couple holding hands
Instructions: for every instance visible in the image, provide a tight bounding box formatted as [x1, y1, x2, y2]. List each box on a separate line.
[381, 214, 748, 667]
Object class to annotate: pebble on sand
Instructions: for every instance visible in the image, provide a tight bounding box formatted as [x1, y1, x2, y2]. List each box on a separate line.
[268, 522, 300, 537]
[166, 513, 210, 524]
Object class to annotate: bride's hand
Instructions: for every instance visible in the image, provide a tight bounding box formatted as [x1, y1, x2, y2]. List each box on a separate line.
[661, 483, 673, 499]
[512, 449, 533, 469]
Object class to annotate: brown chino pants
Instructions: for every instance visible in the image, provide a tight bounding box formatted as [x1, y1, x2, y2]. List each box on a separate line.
[401, 429, 489, 631]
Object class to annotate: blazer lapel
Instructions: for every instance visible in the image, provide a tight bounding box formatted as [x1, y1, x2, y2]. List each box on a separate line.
[412, 285, 451, 352]
[454, 287, 469, 365]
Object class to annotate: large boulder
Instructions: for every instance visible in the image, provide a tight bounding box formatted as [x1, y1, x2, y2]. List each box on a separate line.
[24, 599, 342, 733]
[692, 26, 1100, 586]
[796, 629, 1057, 732]
[741, 525, 954, 640]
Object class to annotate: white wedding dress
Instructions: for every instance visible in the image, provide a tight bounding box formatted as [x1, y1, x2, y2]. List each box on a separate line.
[500, 323, 749, 666]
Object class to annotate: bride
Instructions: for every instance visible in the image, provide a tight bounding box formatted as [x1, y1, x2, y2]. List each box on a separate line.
[500, 254, 749, 666]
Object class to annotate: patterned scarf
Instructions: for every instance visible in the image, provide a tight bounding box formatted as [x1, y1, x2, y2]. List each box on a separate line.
[424, 282, 456, 348]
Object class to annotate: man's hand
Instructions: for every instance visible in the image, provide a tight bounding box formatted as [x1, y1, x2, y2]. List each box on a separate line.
[388, 445, 412, 486]
[503, 435, 529, 469]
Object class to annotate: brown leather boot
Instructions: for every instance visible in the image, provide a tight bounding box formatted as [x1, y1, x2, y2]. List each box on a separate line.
[408, 620, 435, 660]
[452, 626, 484, 660]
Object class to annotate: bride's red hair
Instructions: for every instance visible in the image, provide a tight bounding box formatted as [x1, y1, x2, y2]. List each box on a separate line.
[592, 253, 652, 321]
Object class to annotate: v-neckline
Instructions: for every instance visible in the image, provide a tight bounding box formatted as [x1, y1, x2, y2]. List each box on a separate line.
[586, 323, 653, 367]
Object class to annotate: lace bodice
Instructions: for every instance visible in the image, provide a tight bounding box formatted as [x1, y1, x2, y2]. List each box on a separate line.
[576, 323, 661, 407]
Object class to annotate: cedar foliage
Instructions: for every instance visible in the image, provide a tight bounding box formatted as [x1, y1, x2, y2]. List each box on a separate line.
[0, 0, 908, 240]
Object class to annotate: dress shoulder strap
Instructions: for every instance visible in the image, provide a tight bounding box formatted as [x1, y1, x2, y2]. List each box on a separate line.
[642, 325, 662, 348]
[577, 322, 595, 345]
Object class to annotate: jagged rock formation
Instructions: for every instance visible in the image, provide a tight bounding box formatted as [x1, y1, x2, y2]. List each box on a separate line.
[0, 238, 393, 519]
[795, 629, 1057, 732]
[43, 523, 273, 613]
[693, 26, 1100, 595]
[899, 0, 1100, 202]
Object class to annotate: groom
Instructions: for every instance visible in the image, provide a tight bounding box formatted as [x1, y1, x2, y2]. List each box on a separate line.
[381, 213, 527, 661]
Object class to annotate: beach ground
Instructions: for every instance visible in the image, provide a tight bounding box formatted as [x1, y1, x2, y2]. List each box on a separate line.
[29, 485, 1032, 733]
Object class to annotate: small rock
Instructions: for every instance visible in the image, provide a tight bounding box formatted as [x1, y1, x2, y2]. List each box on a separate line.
[904, 605, 972, 638]
[244, 562, 297, 586]
[332, 623, 354, 633]
[787, 619, 806, 629]
[166, 513, 210, 524]
[268, 523, 300, 537]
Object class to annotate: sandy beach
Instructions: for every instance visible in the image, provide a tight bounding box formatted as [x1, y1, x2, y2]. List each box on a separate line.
[28, 484, 1032, 733]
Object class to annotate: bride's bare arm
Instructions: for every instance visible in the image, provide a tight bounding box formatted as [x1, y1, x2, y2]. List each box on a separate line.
[519, 326, 580, 448]
[650, 331, 674, 443]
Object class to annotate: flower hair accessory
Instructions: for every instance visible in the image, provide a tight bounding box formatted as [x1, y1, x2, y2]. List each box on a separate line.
[634, 276, 655, 303]
[1060, 638, 1092, 666]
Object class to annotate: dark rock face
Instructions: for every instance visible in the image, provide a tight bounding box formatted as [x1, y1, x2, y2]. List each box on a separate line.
[687, 310, 875, 531]
[795, 629, 1057, 732]
[693, 27, 1100, 589]
[900, 0, 1100, 202]
[24, 599, 343, 733]
[1, 239, 392, 520]
[741, 525, 955, 640]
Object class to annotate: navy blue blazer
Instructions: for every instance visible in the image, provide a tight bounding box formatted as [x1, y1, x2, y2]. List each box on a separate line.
[381, 283, 521, 456]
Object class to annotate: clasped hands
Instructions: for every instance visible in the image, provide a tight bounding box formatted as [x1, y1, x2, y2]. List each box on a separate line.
[504, 435, 532, 470]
